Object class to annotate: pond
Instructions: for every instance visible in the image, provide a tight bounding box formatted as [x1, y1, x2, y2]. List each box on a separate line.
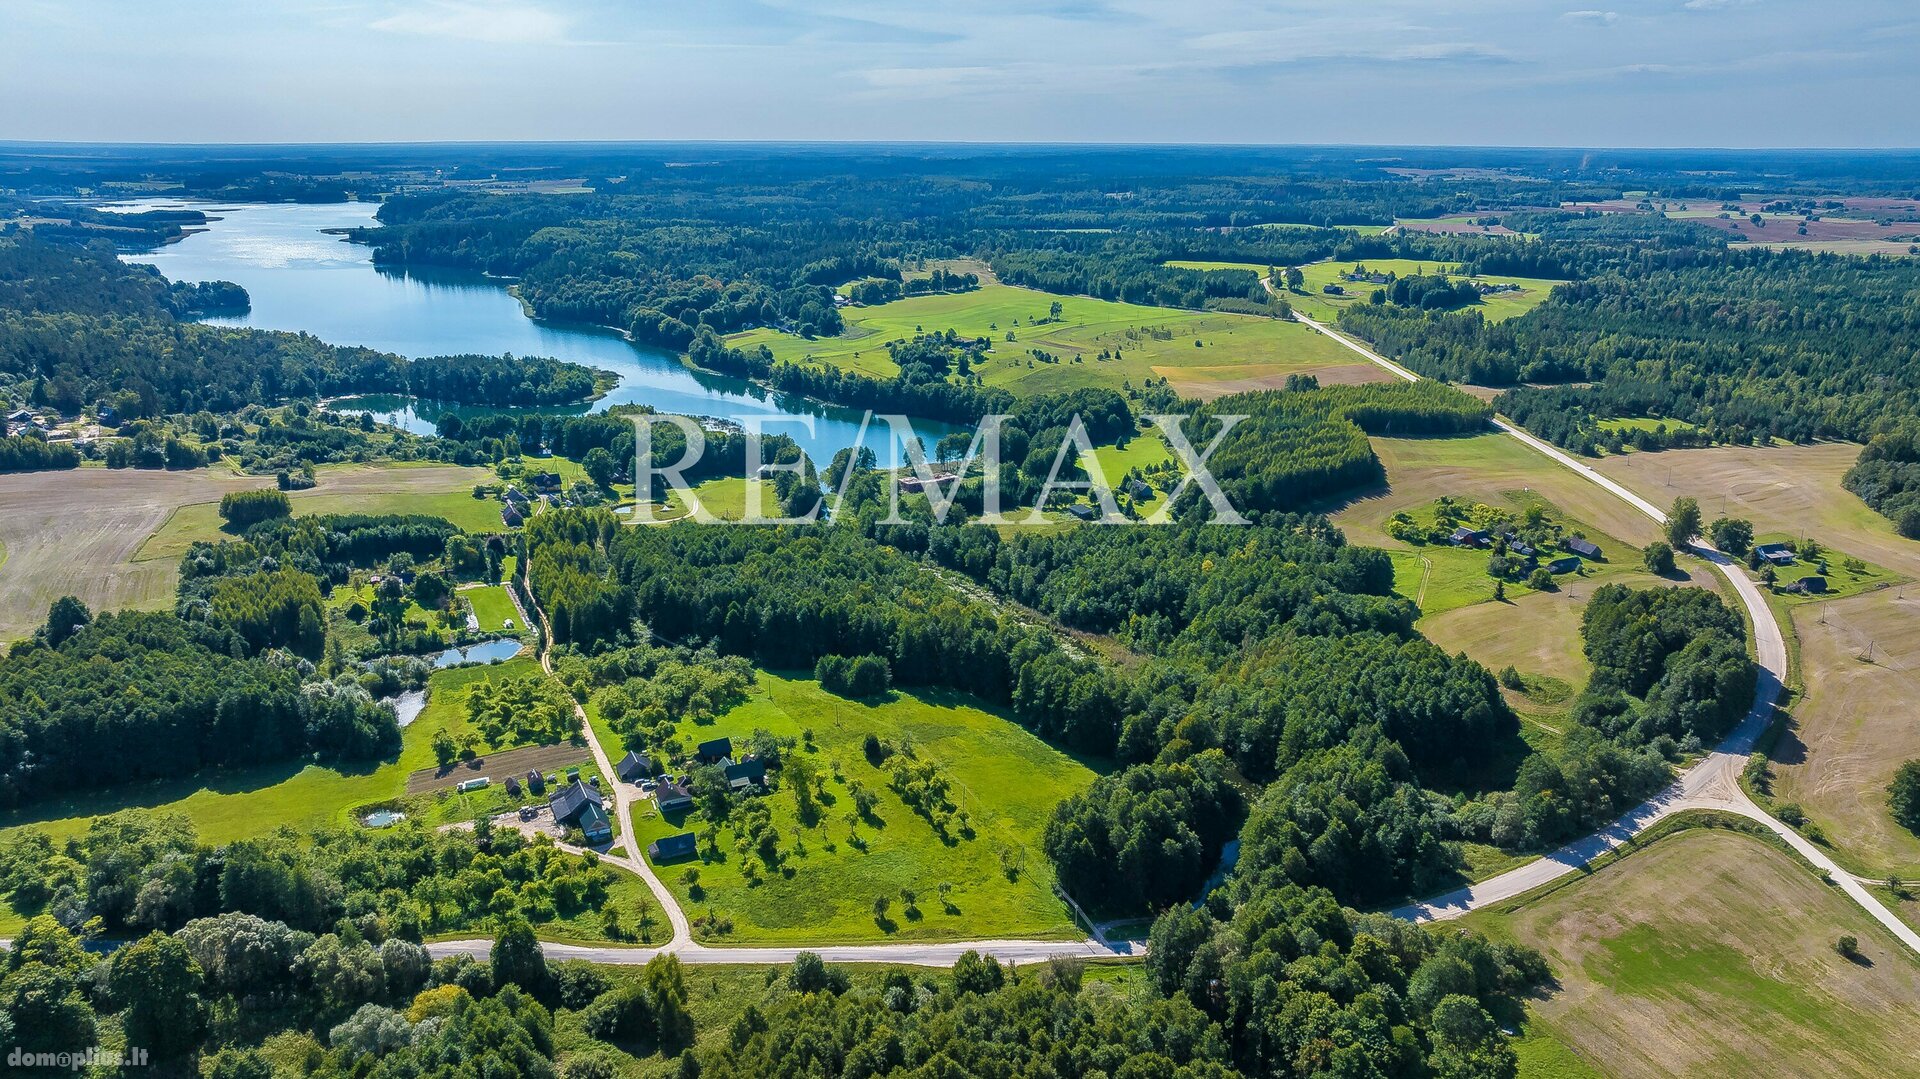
[108, 199, 958, 464]
[429, 639, 525, 668]
[361, 810, 407, 828]
[389, 688, 428, 728]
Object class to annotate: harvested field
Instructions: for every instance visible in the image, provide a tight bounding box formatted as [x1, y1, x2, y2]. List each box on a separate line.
[0, 465, 261, 641]
[1467, 826, 1920, 1079]
[1157, 359, 1392, 400]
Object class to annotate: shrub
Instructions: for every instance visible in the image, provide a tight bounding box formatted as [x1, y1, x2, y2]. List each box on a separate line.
[1643, 540, 1677, 575]
[1890, 761, 1920, 835]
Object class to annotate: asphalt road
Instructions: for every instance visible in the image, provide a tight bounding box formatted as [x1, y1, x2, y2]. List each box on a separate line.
[1288, 308, 1919, 952]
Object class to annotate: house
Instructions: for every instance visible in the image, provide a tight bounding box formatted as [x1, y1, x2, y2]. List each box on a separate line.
[550, 780, 611, 843]
[1755, 543, 1797, 566]
[1450, 526, 1489, 548]
[1564, 537, 1604, 560]
[655, 779, 694, 813]
[617, 751, 654, 782]
[1322, 283, 1345, 295]
[649, 832, 698, 863]
[97, 406, 119, 427]
[725, 758, 768, 792]
[1785, 575, 1828, 595]
[695, 736, 733, 763]
[1546, 555, 1582, 574]
[503, 488, 530, 506]
[1510, 541, 1537, 558]
[1125, 478, 1154, 502]
[531, 472, 563, 491]
[1066, 503, 1097, 521]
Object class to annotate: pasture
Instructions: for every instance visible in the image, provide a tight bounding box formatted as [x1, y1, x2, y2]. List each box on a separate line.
[1280, 259, 1563, 323]
[725, 282, 1377, 401]
[1465, 825, 1920, 1079]
[464, 584, 523, 632]
[626, 671, 1099, 945]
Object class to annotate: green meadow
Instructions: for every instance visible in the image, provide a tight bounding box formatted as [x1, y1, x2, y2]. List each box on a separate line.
[725, 282, 1366, 400]
[627, 671, 1101, 945]
[1168, 258, 1564, 324]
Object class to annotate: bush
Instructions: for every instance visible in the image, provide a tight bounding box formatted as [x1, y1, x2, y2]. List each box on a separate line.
[1643, 540, 1677, 575]
[1498, 665, 1525, 691]
[219, 489, 292, 527]
[1708, 517, 1754, 556]
[1835, 934, 1860, 958]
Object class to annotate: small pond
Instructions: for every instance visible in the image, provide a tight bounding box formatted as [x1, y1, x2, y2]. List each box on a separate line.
[430, 639, 524, 668]
[362, 810, 407, 828]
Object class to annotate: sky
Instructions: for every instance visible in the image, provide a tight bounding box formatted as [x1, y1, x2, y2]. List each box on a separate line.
[4, 0, 1918, 147]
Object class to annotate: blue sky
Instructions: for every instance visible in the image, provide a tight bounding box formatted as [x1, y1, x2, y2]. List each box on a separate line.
[5, 0, 1917, 146]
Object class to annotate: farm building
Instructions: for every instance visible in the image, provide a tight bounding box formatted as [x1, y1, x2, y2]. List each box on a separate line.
[1451, 526, 1489, 548]
[550, 780, 612, 844]
[1784, 575, 1828, 595]
[1564, 537, 1603, 560]
[1546, 555, 1582, 574]
[649, 832, 697, 863]
[1066, 503, 1097, 521]
[655, 779, 694, 813]
[725, 758, 768, 792]
[695, 736, 733, 763]
[617, 751, 654, 782]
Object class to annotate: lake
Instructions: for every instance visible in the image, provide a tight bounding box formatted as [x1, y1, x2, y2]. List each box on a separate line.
[110, 199, 952, 463]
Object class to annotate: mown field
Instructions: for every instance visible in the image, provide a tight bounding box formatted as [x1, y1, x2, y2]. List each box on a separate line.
[725, 282, 1378, 401]
[1466, 825, 1920, 1079]
[136, 460, 502, 563]
[464, 584, 523, 632]
[623, 671, 1100, 945]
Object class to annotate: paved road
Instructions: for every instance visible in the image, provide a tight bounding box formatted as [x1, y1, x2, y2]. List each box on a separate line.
[1286, 306, 1920, 951]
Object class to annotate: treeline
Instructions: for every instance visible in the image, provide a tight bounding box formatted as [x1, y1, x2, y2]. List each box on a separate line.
[0, 431, 79, 472]
[0, 606, 398, 807]
[1845, 424, 1920, 537]
[1334, 248, 1920, 520]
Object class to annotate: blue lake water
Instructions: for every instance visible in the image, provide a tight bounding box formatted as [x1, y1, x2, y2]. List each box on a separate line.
[110, 199, 952, 463]
[429, 639, 526, 668]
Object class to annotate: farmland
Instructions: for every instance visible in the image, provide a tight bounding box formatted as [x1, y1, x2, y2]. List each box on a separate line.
[725, 282, 1378, 401]
[0, 465, 260, 642]
[1167, 258, 1563, 324]
[625, 671, 1100, 945]
[1466, 823, 1920, 1079]
[135, 460, 503, 563]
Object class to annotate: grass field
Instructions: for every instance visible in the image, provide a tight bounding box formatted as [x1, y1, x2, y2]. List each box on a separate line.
[465, 584, 523, 632]
[136, 461, 502, 562]
[1465, 825, 1920, 1079]
[1195, 258, 1563, 323]
[725, 282, 1379, 401]
[0, 466, 260, 641]
[1751, 531, 1900, 605]
[627, 671, 1099, 945]
[1332, 433, 1666, 552]
[0, 656, 556, 846]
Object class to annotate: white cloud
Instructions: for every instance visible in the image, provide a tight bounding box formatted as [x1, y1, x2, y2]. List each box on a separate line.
[1684, 0, 1758, 10]
[1563, 10, 1620, 24]
[370, 0, 572, 45]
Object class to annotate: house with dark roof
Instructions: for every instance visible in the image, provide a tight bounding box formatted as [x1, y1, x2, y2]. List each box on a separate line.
[1564, 537, 1603, 560]
[725, 758, 768, 792]
[655, 779, 694, 813]
[1755, 542, 1797, 566]
[501, 505, 524, 528]
[1784, 575, 1828, 595]
[617, 751, 654, 782]
[1125, 478, 1154, 502]
[549, 780, 612, 844]
[695, 736, 733, 763]
[1546, 555, 1582, 574]
[1066, 502, 1097, 521]
[649, 832, 697, 863]
[1451, 526, 1489, 548]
